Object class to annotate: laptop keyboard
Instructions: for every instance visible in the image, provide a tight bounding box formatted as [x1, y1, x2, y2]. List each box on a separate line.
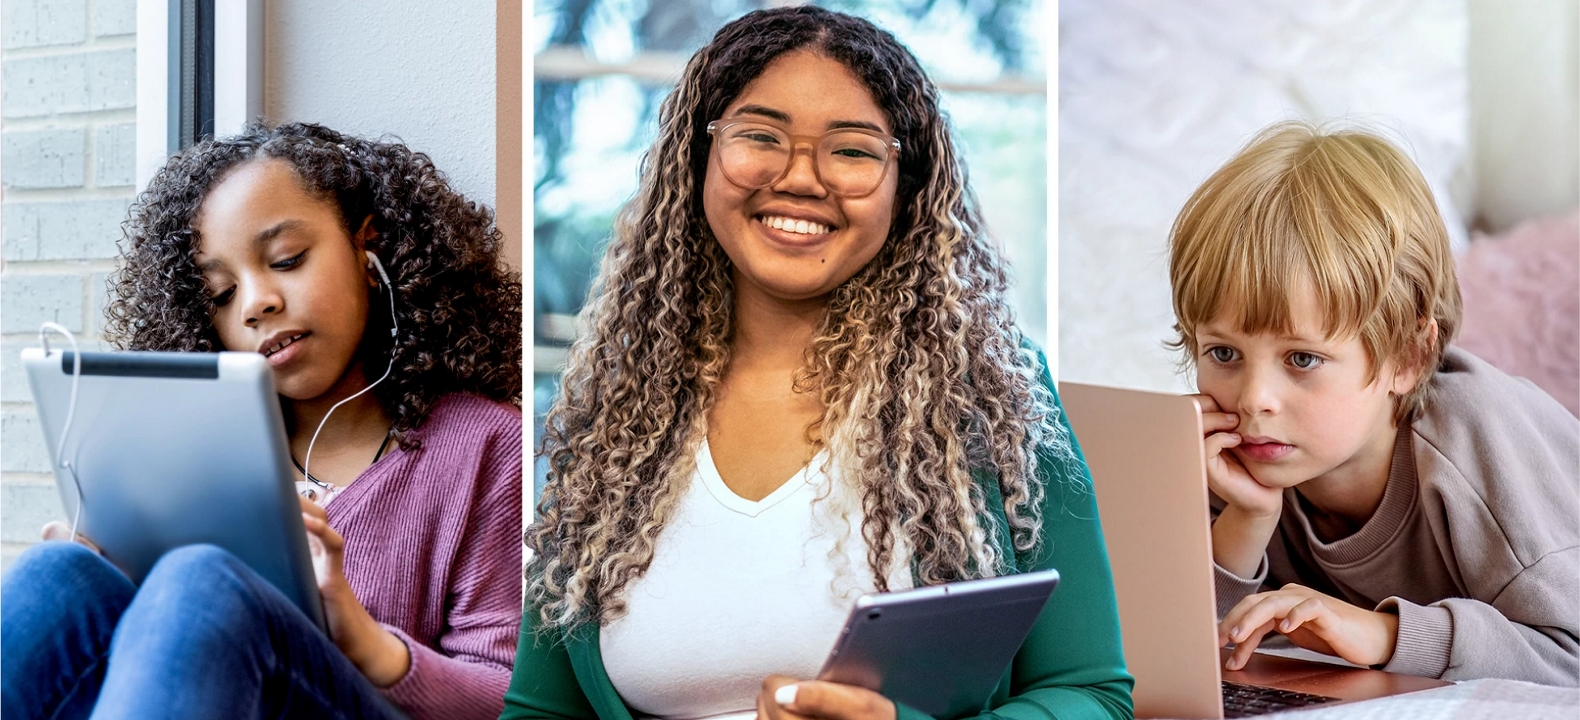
[1222, 681, 1339, 717]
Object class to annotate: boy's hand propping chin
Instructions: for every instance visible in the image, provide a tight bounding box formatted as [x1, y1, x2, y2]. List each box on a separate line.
[1195, 394, 1284, 578]
[1195, 394, 1282, 517]
[299, 496, 412, 688]
[1219, 583, 1399, 671]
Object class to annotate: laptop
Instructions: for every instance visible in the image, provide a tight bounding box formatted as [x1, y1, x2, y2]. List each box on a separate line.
[1058, 382, 1450, 719]
[23, 348, 326, 631]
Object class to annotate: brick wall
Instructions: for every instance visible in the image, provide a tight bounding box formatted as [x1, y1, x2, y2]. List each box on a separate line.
[1, 0, 136, 569]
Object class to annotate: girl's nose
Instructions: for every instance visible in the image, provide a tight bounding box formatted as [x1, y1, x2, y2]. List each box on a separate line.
[240, 280, 285, 327]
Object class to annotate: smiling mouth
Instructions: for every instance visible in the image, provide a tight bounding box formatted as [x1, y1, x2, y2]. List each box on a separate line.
[757, 214, 832, 236]
[264, 333, 307, 357]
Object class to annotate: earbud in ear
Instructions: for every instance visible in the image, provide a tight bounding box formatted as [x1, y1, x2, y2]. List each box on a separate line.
[365, 251, 398, 340]
[366, 251, 393, 289]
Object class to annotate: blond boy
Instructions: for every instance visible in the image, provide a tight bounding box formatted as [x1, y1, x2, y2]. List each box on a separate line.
[1168, 122, 1578, 686]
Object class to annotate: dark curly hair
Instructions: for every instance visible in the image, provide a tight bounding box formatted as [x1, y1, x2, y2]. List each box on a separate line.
[105, 122, 522, 447]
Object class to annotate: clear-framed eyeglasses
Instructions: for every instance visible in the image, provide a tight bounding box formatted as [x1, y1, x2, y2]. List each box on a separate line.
[706, 119, 901, 198]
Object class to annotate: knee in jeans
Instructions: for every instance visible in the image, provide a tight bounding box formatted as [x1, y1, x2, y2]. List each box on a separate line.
[116, 545, 276, 658]
[4, 541, 133, 617]
[15, 540, 108, 576]
[147, 543, 242, 578]
[141, 545, 250, 604]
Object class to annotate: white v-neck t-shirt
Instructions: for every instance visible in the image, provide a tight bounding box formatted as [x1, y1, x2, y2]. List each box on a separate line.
[601, 438, 910, 720]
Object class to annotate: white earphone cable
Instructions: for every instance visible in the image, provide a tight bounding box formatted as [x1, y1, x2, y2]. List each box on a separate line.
[37, 322, 85, 542]
[301, 253, 399, 489]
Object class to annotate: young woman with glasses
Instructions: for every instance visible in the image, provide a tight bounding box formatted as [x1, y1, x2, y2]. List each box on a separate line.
[504, 7, 1133, 720]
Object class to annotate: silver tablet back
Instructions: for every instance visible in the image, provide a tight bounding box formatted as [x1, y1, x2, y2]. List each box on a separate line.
[23, 348, 324, 630]
[819, 569, 1061, 717]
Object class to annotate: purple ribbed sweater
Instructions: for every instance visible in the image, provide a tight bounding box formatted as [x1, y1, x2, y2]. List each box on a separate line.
[327, 393, 522, 719]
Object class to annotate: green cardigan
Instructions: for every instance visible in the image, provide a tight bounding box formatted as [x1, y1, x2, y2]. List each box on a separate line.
[501, 364, 1135, 720]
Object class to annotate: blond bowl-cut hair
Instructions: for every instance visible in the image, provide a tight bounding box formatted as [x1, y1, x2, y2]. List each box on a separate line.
[1168, 121, 1463, 423]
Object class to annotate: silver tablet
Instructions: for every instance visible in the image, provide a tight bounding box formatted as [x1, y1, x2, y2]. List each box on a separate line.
[818, 568, 1061, 717]
[22, 348, 325, 631]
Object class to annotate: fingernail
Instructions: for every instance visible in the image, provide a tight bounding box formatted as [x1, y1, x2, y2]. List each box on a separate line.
[1230, 625, 1241, 640]
[1279, 620, 1291, 631]
[774, 684, 798, 707]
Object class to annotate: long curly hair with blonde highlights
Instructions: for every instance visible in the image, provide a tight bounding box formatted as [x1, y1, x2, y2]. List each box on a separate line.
[105, 122, 522, 447]
[529, 5, 1067, 629]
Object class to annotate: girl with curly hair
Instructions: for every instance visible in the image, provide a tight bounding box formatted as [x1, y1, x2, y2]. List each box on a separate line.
[1, 123, 523, 720]
[504, 7, 1131, 720]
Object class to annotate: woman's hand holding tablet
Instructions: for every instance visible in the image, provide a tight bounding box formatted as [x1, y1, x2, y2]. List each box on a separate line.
[748, 569, 1062, 719]
[759, 675, 896, 720]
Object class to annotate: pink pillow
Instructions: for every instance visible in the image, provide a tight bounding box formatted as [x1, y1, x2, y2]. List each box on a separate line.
[1454, 211, 1580, 416]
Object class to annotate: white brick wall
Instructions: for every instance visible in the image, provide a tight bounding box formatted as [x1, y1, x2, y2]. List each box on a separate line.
[1, 0, 135, 569]
[3, 49, 136, 116]
[2, 0, 88, 49]
[3, 127, 86, 187]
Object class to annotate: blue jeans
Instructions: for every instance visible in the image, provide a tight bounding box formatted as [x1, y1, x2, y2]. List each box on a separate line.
[2, 542, 408, 720]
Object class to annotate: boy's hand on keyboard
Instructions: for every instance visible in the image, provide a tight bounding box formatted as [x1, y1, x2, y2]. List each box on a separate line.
[1219, 583, 1399, 671]
[758, 675, 895, 720]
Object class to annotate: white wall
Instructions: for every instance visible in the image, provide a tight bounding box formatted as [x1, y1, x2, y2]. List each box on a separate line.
[263, 0, 496, 209]
[1468, 0, 1580, 233]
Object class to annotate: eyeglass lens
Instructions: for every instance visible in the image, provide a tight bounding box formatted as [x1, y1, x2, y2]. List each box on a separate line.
[714, 123, 892, 196]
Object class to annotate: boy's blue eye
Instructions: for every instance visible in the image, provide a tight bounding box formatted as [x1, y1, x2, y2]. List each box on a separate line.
[1206, 346, 1238, 364]
[271, 251, 306, 270]
[1289, 352, 1323, 370]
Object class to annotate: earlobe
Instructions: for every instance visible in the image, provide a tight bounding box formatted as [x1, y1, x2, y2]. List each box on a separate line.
[1390, 360, 1421, 397]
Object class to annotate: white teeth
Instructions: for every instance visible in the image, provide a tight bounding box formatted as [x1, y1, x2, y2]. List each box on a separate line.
[266, 334, 303, 357]
[760, 215, 829, 235]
